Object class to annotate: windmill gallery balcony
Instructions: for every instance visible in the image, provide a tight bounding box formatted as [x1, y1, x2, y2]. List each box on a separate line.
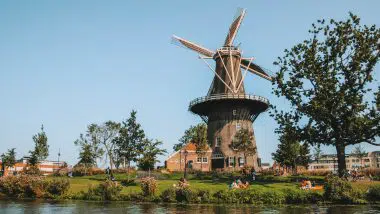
[189, 94, 269, 123]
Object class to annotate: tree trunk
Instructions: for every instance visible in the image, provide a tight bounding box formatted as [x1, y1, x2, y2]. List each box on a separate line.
[336, 144, 346, 177]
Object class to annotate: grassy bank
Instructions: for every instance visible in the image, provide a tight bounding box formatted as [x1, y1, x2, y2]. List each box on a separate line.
[2, 173, 380, 204]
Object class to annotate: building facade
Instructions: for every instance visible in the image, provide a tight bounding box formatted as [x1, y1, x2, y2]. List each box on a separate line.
[165, 143, 212, 172]
[308, 151, 380, 171]
[0, 157, 66, 176]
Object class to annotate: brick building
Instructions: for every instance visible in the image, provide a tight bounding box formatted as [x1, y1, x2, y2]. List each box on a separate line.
[165, 142, 212, 172]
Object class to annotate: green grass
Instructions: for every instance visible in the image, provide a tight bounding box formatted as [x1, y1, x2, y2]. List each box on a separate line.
[66, 173, 303, 195]
[65, 173, 380, 196]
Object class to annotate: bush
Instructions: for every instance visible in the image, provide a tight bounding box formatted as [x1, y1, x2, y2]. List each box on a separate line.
[83, 180, 122, 200]
[160, 188, 176, 202]
[120, 179, 136, 187]
[323, 175, 364, 203]
[213, 189, 285, 204]
[175, 187, 196, 203]
[45, 178, 70, 197]
[22, 165, 41, 175]
[0, 175, 45, 198]
[196, 189, 211, 203]
[284, 189, 323, 204]
[366, 185, 380, 201]
[140, 177, 157, 196]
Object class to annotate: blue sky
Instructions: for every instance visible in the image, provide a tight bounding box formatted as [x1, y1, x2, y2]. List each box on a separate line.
[1, 1, 379, 167]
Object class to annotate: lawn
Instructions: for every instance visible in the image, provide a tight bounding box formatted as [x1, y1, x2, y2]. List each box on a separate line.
[66, 173, 304, 195]
[65, 173, 380, 196]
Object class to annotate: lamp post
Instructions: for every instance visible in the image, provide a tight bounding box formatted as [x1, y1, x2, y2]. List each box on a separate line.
[183, 150, 188, 179]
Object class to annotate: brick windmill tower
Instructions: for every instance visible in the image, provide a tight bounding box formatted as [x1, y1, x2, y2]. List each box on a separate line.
[172, 8, 272, 170]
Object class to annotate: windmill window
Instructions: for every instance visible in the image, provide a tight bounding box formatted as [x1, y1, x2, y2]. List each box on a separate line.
[228, 157, 235, 167]
[215, 137, 221, 147]
[238, 157, 244, 167]
[236, 123, 241, 131]
[232, 109, 237, 116]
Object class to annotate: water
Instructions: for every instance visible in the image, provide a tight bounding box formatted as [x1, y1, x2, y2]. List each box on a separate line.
[0, 200, 379, 214]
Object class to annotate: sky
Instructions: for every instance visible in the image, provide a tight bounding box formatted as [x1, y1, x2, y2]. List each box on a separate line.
[0, 1, 379, 167]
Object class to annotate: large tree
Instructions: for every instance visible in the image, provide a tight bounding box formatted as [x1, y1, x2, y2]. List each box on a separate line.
[114, 110, 145, 169]
[88, 121, 120, 175]
[272, 13, 380, 177]
[313, 145, 323, 164]
[173, 124, 204, 152]
[230, 128, 257, 167]
[74, 131, 104, 167]
[29, 125, 49, 166]
[1, 148, 16, 176]
[137, 139, 167, 170]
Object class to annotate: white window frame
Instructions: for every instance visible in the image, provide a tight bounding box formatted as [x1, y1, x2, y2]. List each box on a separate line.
[239, 157, 244, 167]
[215, 137, 221, 147]
[232, 109, 237, 116]
[197, 157, 202, 163]
[236, 122, 241, 131]
[202, 157, 208, 163]
[228, 156, 234, 167]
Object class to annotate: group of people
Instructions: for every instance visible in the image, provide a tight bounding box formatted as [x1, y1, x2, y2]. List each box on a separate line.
[300, 179, 313, 190]
[230, 178, 250, 189]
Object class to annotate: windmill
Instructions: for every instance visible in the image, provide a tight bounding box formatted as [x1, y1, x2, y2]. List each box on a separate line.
[172, 8, 271, 170]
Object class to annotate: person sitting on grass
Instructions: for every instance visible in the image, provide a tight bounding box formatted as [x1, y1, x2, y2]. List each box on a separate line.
[229, 180, 239, 189]
[178, 177, 189, 188]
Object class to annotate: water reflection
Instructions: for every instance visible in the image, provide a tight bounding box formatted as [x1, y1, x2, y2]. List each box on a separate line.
[0, 200, 379, 214]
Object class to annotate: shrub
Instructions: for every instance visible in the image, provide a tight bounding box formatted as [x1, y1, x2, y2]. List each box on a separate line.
[120, 179, 136, 187]
[196, 189, 211, 203]
[22, 165, 41, 175]
[83, 180, 122, 200]
[140, 177, 157, 196]
[284, 189, 323, 204]
[0, 175, 45, 198]
[367, 185, 380, 201]
[323, 175, 364, 203]
[160, 188, 176, 202]
[45, 178, 70, 197]
[175, 187, 196, 203]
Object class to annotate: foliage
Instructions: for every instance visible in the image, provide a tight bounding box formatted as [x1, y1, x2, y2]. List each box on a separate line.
[351, 144, 367, 167]
[366, 185, 380, 201]
[114, 110, 145, 169]
[0, 175, 69, 199]
[22, 165, 41, 175]
[74, 133, 103, 169]
[323, 175, 364, 203]
[213, 189, 286, 204]
[140, 177, 157, 196]
[272, 13, 380, 177]
[173, 123, 207, 151]
[137, 139, 167, 170]
[175, 186, 196, 203]
[193, 123, 209, 170]
[160, 187, 176, 202]
[1, 148, 16, 175]
[29, 125, 49, 166]
[285, 189, 324, 204]
[45, 178, 70, 197]
[83, 180, 122, 200]
[230, 128, 256, 164]
[313, 145, 323, 163]
[272, 124, 310, 172]
[88, 121, 120, 174]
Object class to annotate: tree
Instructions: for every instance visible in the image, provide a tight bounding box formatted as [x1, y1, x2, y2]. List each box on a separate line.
[272, 13, 380, 177]
[193, 123, 208, 171]
[313, 145, 323, 163]
[298, 143, 311, 169]
[272, 124, 301, 174]
[29, 125, 49, 166]
[230, 128, 257, 167]
[1, 148, 16, 176]
[114, 110, 145, 169]
[352, 144, 367, 169]
[88, 121, 120, 175]
[173, 124, 204, 152]
[74, 132, 104, 166]
[137, 139, 167, 170]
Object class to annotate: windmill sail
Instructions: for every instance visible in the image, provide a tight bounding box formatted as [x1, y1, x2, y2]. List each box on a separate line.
[240, 59, 272, 81]
[224, 8, 246, 46]
[172, 35, 215, 57]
